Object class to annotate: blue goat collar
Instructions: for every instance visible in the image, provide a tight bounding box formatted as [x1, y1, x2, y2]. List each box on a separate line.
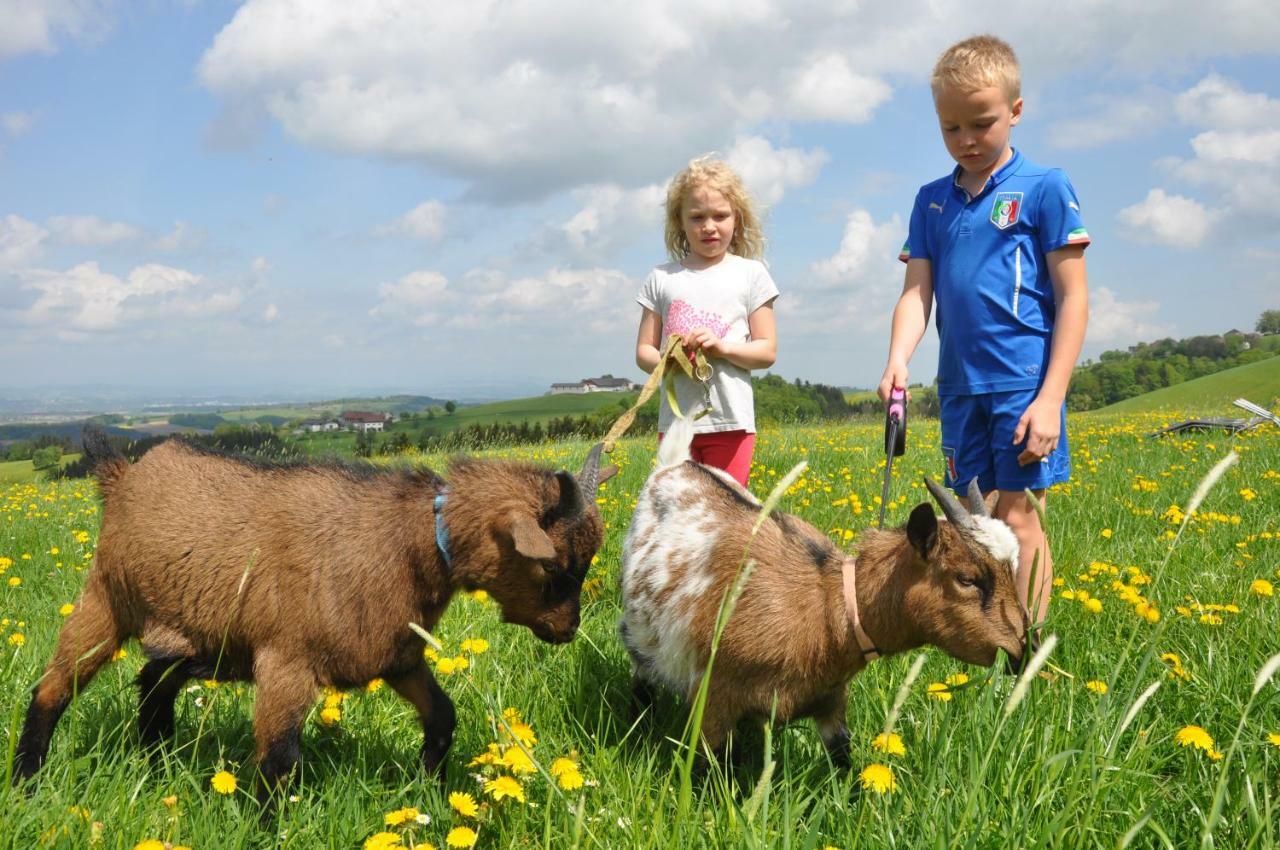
[433, 490, 453, 572]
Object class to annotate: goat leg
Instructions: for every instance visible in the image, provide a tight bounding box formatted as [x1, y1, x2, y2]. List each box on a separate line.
[14, 584, 123, 784]
[388, 662, 456, 786]
[137, 656, 192, 753]
[251, 651, 317, 815]
[811, 687, 853, 769]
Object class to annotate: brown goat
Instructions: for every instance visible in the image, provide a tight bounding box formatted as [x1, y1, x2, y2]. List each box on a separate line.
[619, 416, 1030, 764]
[15, 429, 615, 797]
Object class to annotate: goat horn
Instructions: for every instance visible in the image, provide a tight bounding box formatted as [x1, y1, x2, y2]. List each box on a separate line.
[577, 441, 605, 502]
[924, 477, 974, 528]
[966, 477, 990, 518]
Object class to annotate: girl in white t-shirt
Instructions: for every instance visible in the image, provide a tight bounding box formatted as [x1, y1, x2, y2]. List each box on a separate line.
[635, 156, 779, 487]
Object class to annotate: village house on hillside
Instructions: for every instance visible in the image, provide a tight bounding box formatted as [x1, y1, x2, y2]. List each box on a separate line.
[340, 411, 391, 432]
[294, 418, 341, 434]
[549, 376, 639, 395]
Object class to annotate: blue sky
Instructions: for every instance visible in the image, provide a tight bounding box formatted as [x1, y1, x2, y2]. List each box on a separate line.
[2, 1, 1278, 401]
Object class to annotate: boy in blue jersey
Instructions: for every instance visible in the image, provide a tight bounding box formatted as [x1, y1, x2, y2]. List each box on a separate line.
[878, 35, 1089, 626]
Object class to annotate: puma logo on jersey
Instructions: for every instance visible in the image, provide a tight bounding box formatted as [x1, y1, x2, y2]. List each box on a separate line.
[929, 201, 945, 213]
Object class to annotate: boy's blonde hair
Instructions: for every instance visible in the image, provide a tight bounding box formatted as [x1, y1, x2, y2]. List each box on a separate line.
[931, 35, 1021, 102]
[664, 156, 764, 262]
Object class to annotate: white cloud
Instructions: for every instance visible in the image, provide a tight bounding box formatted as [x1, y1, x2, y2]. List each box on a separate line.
[562, 183, 666, 258]
[46, 214, 142, 246]
[0, 0, 112, 61]
[1, 111, 35, 136]
[152, 220, 205, 252]
[370, 270, 453, 326]
[251, 256, 270, 274]
[1087, 286, 1173, 344]
[1175, 73, 1280, 130]
[196, 2, 1280, 200]
[1118, 189, 1217, 247]
[471, 268, 635, 335]
[785, 53, 892, 123]
[0, 214, 48, 268]
[377, 201, 447, 243]
[725, 136, 828, 207]
[262, 303, 279, 322]
[11, 261, 221, 331]
[1048, 93, 1169, 150]
[801, 209, 904, 330]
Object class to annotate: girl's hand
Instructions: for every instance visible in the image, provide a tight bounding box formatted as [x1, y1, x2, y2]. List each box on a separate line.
[1013, 396, 1061, 466]
[877, 362, 909, 403]
[685, 327, 729, 358]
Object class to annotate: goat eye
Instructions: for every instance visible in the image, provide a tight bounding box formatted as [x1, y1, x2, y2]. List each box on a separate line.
[956, 575, 977, 588]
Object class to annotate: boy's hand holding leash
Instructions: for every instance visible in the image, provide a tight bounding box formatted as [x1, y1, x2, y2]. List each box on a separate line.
[1014, 395, 1061, 466]
[877, 361, 910, 404]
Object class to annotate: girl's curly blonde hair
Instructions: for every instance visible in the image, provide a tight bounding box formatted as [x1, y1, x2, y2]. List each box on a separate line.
[664, 156, 764, 262]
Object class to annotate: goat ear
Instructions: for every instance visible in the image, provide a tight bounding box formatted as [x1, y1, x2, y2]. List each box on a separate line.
[507, 512, 557, 561]
[906, 502, 939, 561]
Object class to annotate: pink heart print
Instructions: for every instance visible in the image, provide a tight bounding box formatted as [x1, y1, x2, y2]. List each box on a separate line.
[665, 299, 731, 340]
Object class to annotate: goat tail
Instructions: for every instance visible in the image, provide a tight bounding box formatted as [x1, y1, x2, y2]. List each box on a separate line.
[81, 426, 128, 491]
[656, 414, 695, 469]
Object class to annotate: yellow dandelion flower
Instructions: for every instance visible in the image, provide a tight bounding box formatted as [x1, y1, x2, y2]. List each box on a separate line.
[1143, 606, 1161, 623]
[926, 682, 952, 702]
[1250, 579, 1274, 597]
[460, 638, 489, 655]
[1084, 598, 1103, 614]
[111, 648, 128, 661]
[858, 763, 897, 794]
[446, 826, 478, 848]
[161, 795, 178, 808]
[436, 657, 459, 675]
[1060, 589, 1077, 601]
[1100, 528, 1112, 539]
[1267, 733, 1280, 748]
[501, 746, 535, 774]
[871, 732, 906, 756]
[366, 678, 384, 692]
[319, 706, 342, 725]
[471, 590, 489, 603]
[1085, 680, 1108, 694]
[449, 791, 479, 818]
[134, 841, 166, 850]
[945, 672, 969, 688]
[364, 832, 404, 850]
[59, 603, 75, 616]
[211, 770, 237, 794]
[8, 633, 24, 646]
[384, 807, 420, 826]
[508, 721, 537, 747]
[8, 577, 21, 587]
[411, 843, 436, 850]
[556, 765, 584, 790]
[468, 744, 501, 767]
[484, 775, 526, 803]
[1175, 725, 1215, 752]
[49, 546, 59, 555]
[1207, 748, 1224, 761]
[423, 647, 439, 662]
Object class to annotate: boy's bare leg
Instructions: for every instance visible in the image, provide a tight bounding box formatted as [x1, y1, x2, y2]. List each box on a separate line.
[995, 489, 1052, 626]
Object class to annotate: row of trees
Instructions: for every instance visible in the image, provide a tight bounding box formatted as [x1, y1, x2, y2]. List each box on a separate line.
[1066, 330, 1277, 410]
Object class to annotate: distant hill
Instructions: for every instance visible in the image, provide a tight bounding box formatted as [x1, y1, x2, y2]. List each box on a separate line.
[1097, 357, 1280, 414]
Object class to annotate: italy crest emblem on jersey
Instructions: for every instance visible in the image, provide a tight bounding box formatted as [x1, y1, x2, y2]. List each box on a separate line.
[990, 192, 1023, 229]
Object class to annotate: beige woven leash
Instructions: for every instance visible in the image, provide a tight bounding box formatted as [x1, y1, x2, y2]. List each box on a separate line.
[601, 334, 712, 453]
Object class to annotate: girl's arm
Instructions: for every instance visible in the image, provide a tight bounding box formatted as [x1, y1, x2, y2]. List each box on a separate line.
[877, 258, 933, 402]
[686, 301, 777, 370]
[635, 307, 663, 373]
[1013, 245, 1088, 465]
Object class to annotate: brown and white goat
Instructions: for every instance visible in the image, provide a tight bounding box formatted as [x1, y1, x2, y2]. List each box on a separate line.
[15, 429, 615, 796]
[619, 417, 1030, 765]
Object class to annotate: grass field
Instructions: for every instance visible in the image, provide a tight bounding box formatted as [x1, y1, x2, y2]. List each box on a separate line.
[1098, 356, 1280, 415]
[1, 413, 1277, 848]
[0, 454, 82, 486]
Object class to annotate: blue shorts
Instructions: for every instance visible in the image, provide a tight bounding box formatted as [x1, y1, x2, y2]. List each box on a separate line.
[939, 388, 1070, 495]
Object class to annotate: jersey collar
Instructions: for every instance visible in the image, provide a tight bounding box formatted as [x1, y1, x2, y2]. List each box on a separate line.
[951, 147, 1023, 201]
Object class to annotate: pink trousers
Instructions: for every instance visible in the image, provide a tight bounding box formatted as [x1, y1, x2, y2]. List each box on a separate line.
[659, 429, 755, 487]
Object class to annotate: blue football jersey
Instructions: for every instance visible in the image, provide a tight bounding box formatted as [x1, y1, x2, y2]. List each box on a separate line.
[899, 149, 1090, 396]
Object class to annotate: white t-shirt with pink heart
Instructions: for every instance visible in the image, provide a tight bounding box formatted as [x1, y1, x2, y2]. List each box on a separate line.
[636, 253, 780, 434]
